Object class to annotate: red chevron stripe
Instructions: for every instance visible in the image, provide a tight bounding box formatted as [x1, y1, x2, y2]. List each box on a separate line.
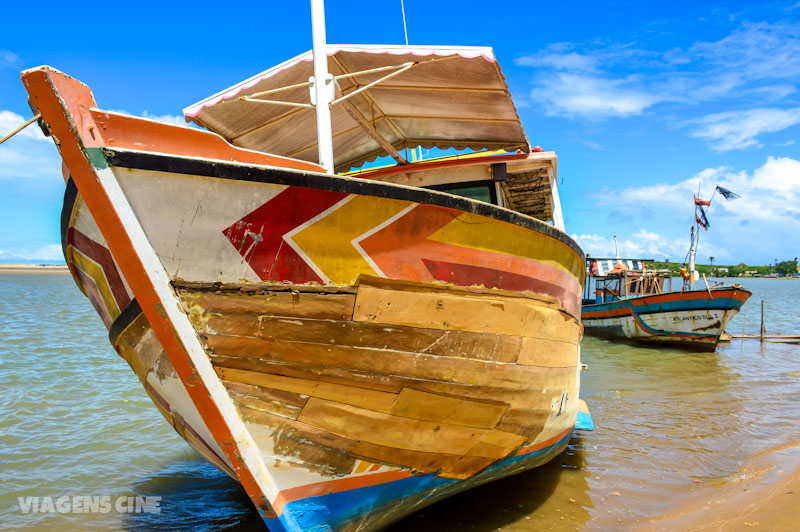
[67, 227, 131, 311]
[223, 187, 348, 283]
[360, 204, 580, 315]
[73, 267, 113, 328]
[422, 259, 572, 305]
[358, 204, 462, 280]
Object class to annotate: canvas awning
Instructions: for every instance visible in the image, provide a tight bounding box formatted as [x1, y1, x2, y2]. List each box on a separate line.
[184, 45, 530, 172]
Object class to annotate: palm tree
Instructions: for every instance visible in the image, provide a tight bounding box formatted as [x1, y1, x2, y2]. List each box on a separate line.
[709, 256, 714, 274]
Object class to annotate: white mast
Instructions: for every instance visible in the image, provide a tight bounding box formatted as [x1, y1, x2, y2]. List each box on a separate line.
[688, 182, 702, 286]
[310, 0, 335, 173]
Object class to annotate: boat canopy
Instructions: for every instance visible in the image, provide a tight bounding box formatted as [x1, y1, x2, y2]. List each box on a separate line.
[588, 258, 652, 275]
[184, 45, 530, 172]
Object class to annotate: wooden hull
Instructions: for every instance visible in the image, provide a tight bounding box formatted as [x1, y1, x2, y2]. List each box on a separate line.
[582, 287, 751, 351]
[30, 66, 586, 532]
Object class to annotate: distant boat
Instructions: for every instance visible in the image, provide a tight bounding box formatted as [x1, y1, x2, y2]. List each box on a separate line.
[581, 258, 751, 350]
[21, 10, 593, 530]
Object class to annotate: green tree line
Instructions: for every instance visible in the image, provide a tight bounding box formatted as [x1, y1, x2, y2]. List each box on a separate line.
[649, 258, 798, 277]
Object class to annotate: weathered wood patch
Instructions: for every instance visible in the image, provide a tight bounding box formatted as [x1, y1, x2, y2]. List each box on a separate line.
[388, 388, 507, 429]
[211, 354, 570, 414]
[215, 366, 397, 412]
[352, 283, 578, 341]
[517, 337, 579, 367]
[297, 397, 485, 455]
[177, 289, 356, 320]
[256, 316, 523, 363]
[207, 334, 570, 391]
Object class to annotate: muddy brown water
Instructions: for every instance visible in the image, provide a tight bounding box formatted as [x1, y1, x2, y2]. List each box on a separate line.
[2, 274, 798, 531]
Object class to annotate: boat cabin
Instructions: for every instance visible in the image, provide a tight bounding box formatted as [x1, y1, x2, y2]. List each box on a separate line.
[583, 258, 673, 305]
[183, 45, 565, 229]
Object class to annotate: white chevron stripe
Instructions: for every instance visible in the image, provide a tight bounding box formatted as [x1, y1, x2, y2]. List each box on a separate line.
[282, 195, 356, 284]
[351, 203, 418, 278]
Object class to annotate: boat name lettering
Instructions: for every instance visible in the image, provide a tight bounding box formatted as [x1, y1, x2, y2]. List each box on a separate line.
[672, 314, 718, 322]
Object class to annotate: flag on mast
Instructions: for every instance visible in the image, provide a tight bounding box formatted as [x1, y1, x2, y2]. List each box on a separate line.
[715, 186, 740, 200]
[696, 205, 710, 230]
[694, 196, 711, 206]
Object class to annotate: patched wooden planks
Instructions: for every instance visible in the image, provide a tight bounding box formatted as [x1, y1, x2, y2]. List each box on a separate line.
[352, 283, 578, 342]
[211, 353, 567, 412]
[207, 335, 573, 392]
[388, 389, 506, 429]
[177, 287, 356, 320]
[297, 398, 484, 455]
[181, 277, 581, 481]
[113, 313, 161, 383]
[215, 366, 397, 412]
[518, 337, 579, 367]
[256, 316, 523, 363]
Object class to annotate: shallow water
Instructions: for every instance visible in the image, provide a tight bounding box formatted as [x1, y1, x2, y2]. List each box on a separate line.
[1, 274, 798, 531]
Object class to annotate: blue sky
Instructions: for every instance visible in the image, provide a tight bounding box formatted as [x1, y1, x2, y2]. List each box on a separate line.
[1, 1, 799, 265]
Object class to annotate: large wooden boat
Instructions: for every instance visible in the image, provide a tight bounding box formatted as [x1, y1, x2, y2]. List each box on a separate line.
[23, 42, 589, 531]
[582, 258, 751, 350]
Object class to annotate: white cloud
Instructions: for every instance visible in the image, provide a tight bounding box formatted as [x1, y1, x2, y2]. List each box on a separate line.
[0, 244, 64, 264]
[572, 230, 693, 261]
[615, 157, 800, 224]
[531, 73, 658, 118]
[588, 157, 800, 263]
[0, 110, 48, 141]
[617, 166, 726, 208]
[690, 107, 800, 151]
[517, 46, 598, 72]
[141, 111, 193, 128]
[515, 20, 800, 140]
[689, 22, 800, 84]
[0, 50, 19, 69]
[0, 136, 61, 181]
[111, 110, 196, 128]
[0, 111, 60, 181]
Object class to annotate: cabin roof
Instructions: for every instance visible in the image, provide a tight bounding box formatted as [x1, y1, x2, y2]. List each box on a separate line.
[184, 45, 530, 172]
[587, 257, 654, 262]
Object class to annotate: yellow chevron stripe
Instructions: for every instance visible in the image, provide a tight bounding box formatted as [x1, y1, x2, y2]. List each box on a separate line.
[292, 195, 411, 284]
[353, 460, 373, 474]
[69, 246, 122, 319]
[427, 212, 584, 280]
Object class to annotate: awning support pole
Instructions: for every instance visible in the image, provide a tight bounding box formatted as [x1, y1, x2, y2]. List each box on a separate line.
[310, 0, 335, 173]
[548, 170, 565, 231]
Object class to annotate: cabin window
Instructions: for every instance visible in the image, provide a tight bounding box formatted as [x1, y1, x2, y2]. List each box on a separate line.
[427, 180, 498, 205]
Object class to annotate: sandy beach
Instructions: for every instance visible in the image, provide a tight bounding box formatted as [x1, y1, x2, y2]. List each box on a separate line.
[634, 442, 800, 531]
[0, 264, 69, 273]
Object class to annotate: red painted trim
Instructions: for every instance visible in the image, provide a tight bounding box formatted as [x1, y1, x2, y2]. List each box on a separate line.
[73, 267, 113, 328]
[348, 151, 543, 180]
[222, 186, 348, 283]
[585, 303, 718, 342]
[68, 227, 131, 311]
[273, 470, 415, 515]
[90, 109, 323, 173]
[423, 258, 572, 308]
[516, 425, 573, 456]
[272, 424, 575, 516]
[624, 289, 749, 308]
[23, 67, 271, 514]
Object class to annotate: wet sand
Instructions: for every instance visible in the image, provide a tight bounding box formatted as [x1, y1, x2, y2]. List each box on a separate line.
[635, 442, 800, 531]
